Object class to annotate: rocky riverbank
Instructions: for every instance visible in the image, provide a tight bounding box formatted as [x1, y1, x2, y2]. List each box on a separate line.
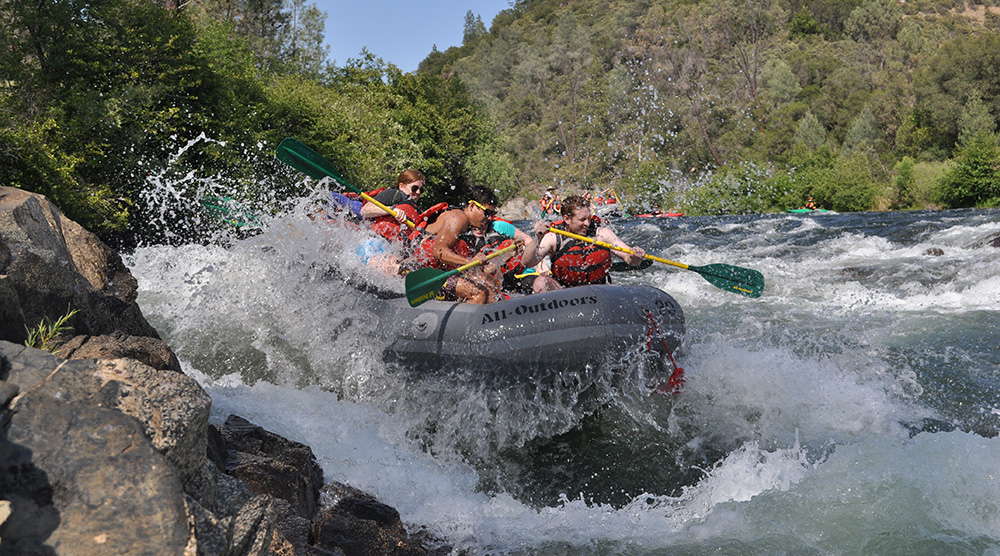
[0, 186, 447, 555]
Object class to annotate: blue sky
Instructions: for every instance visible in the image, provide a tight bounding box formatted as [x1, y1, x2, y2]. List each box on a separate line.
[315, 0, 513, 73]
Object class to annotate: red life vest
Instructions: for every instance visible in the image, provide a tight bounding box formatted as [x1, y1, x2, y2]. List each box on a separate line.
[468, 221, 522, 276]
[411, 235, 474, 271]
[409, 205, 475, 271]
[405, 202, 449, 244]
[369, 202, 420, 243]
[549, 217, 612, 286]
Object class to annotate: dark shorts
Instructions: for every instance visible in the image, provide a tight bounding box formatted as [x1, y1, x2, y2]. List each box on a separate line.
[435, 275, 461, 301]
[503, 271, 536, 294]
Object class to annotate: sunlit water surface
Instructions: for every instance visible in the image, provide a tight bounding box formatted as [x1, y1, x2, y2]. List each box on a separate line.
[131, 203, 1000, 555]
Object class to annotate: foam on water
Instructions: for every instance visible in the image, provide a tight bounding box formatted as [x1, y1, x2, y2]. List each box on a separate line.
[198, 364, 1000, 554]
[131, 205, 1000, 553]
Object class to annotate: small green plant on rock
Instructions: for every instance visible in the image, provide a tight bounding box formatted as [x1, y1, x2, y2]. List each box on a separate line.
[25, 307, 79, 355]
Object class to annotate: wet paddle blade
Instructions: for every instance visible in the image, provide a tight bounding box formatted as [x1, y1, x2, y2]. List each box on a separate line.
[275, 137, 359, 193]
[198, 196, 261, 227]
[688, 263, 765, 298]
[404, 267, 450, 307]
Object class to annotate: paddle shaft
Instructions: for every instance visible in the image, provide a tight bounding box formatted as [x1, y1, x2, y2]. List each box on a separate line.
[547, 227, 764, 297]
[276, 138, 416, 228]
[548, 227, 688, 270]
[413, 243, 518, 290]
[406, 243, 519, 306]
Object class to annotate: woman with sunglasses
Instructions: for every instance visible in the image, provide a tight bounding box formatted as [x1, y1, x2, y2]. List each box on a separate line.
[359, 169, 426, 223]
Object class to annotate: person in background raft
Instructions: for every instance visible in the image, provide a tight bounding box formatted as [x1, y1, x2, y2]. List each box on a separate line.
[804, 196, 818, 210]
[522, 194, 645, 288]
[405, 186, 525, 304]
[539, 186, 557, 216]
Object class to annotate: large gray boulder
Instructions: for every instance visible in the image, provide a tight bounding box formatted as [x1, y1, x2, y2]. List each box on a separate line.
[0, 187, 445, 555]
[0, 186, 158, 343]
[0, 342, 197, 554]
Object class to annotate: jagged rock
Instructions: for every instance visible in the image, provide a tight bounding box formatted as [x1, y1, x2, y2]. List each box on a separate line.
[207, 423, 229, 472]
[923, 247, 944, 256]
[58, 332, 182, 372]
[4, 346, 211, 484]
[312, 507, 425, 556]
[230, 494, 279, 556]
[0, 187, 160, 343]
[497, 196, 538, 221]
[322, 483, 405, 535]
[841, 266, 876, 280]
[220, 415, 324, 520]
[0, 344, 191, 554]
[312, 482, 427, 556]
[1, 186, 443, 555]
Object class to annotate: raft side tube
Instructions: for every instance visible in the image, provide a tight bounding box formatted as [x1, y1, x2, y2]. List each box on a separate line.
[380, 284, 684, 379]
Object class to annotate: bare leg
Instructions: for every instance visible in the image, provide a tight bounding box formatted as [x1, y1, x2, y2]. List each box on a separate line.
[454, 277, 491, 304]
[532, 274, 562, 293]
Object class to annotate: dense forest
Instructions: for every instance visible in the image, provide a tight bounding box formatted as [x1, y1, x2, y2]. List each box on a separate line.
[3, 0, 1000, 245]
[0, 0, 514, 245]
[428, 0, 1000, 215]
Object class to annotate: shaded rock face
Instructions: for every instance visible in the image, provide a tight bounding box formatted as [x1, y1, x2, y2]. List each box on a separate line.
[221, 415, 325, 521]
[0, 342, 196, 555]
[0, 187, 446, 555]
[58, 331, 183, 373]
[0, 187, 157, 343]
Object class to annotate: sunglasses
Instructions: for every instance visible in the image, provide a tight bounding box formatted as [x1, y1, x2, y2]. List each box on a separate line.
[469, 199, 497, 218]
[407, 182, 424, 194]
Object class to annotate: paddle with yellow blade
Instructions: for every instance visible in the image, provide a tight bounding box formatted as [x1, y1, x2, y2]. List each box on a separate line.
[548, 228, 765, 298]
[405, 244, 519, 307]
[275, 137, 417, 229]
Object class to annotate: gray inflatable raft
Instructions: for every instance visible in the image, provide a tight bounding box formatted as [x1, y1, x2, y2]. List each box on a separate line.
[379, 284, 684, 376]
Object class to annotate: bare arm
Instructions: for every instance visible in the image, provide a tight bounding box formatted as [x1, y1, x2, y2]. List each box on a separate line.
[359, 198, 407, 222]
[431, 211, 478, 268]
[521, 221, 558, 269]
[596, 227, 645, 266]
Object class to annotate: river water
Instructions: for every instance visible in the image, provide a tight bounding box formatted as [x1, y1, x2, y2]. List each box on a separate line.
[130, 203, 1000, 554]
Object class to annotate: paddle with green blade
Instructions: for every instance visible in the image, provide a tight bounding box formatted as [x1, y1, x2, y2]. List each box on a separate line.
[198, 195, 263, 227]
[274, 137, 417, 229]
[549, 228, 765, 298]
[405, 244, 519, 307]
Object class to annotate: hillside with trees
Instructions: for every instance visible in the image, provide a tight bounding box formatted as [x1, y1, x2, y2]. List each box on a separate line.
[423, 0, 1000, 215]
[0, 0, 514, 245]
[3, 0, 1000, 247]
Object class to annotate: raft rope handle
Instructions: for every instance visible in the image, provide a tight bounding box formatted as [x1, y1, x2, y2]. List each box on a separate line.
[644, 309, 685, 395]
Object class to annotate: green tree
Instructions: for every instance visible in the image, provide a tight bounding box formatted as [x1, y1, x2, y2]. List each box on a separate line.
[759, 58, 802, 114]
[913, 31, 1000, 157]
[957, 91, 996, 147]
[845, 0, 902, 44]
[793, 111, 826, 152]
[708, 0, 785, 106]
[893, 156, 916, 208]
[463, 10, 488, 46]
[842, 106, 880, 153]
[191, 0, 328, 75]
[936, 131, 1000, 208]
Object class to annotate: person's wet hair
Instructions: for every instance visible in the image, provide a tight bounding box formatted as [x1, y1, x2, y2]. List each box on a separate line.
[560, 195, 588, 216]
[468, 185, 499, 207]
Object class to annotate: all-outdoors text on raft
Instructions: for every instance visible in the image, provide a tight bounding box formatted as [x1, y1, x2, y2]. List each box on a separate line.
[481, 295, 600, 325]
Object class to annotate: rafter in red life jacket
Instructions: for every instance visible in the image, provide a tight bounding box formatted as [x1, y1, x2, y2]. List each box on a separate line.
[465, 218, 523, 276]
[407, 204, 478, 271]
[549, 215, 612, 286]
